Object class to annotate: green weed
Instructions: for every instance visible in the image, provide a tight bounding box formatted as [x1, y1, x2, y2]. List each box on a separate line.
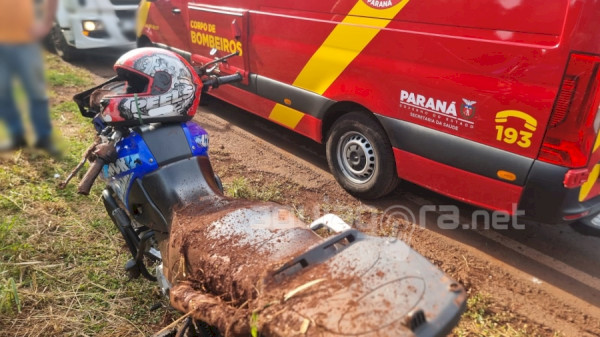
[225, 176, 282, 202]
[250, 311, 259, 337]
[46, 70, 91, 88]
[44, 54, 92, 88]
[0, 217, 31, 257]
[452, 292, 560, 337]
[0, 278, 20, 314]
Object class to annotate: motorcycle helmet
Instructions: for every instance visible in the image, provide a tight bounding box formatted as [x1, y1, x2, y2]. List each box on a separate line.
[96, 47, 201, 126]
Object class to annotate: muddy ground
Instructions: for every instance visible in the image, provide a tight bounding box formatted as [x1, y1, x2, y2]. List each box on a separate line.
[76, 50, 600, 336]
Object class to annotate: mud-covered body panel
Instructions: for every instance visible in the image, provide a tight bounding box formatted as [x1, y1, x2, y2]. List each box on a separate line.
[165, 199, 466, 336]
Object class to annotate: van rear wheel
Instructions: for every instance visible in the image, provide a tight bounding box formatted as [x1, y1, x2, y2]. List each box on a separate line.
[326, 112, 399, 199]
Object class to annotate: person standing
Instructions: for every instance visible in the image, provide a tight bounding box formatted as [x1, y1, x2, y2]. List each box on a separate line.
[0, 0, 59, 154]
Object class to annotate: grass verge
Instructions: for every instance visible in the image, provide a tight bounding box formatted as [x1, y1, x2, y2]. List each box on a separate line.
[0, 53, 168, 337]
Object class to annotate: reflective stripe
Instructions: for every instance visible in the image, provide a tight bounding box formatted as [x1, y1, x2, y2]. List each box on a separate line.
[580, 164, 600, 202]
[579, 123, 600, 201]
[268, 0, 411, 129]
[594, 130, 600, 152]
[269, 104, 306, 128]
[137, 0, 153, 37]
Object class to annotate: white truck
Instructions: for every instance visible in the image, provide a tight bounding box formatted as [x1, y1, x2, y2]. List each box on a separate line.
[47, 0, 139, 61]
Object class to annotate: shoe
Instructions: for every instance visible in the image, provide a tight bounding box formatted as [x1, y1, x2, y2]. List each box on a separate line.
[34, 137, 61, 157]
[0, 136, 26, 152]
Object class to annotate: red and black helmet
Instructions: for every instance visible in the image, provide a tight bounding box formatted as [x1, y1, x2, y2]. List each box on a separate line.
[98, 47, 201, 126]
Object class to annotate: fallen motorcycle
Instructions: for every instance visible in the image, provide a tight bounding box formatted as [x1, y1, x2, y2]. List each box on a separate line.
[65, 47, 466, 336]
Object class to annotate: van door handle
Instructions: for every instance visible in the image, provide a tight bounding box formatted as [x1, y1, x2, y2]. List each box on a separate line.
[172, 8, 181, 14]
[231, 19, 242, 40]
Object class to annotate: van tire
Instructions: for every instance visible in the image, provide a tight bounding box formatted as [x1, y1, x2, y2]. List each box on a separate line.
[50, 24, 79, 62]
[326, 112, 399, 199]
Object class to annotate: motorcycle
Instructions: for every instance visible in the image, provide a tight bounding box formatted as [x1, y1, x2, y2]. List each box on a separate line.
[65, 47, 466, 337]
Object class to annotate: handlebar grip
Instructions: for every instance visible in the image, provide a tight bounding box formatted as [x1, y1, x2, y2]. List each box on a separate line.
[77, 158, 105, 195]
[202, 73, 243, 90]
[216, 73, 243, 86]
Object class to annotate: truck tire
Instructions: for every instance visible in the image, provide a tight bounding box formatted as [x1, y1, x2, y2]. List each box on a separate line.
[41, 33, 56, 53]
[50, 24, 79, 62]
[326, 112, 399, 199]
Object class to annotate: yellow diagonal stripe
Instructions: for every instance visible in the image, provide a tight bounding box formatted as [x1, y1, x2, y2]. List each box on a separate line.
[136, 0, 152, 37]
[268, 0, 411, 128]
[270, 104, 305, 128]
[580, 164, 600, 202]
[580, 117, 600, 201]
[593, 128, 600, 152]
[293, 1, 410, 95]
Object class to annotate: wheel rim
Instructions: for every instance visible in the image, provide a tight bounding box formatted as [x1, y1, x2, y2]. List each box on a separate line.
[336, 131, 376, 184]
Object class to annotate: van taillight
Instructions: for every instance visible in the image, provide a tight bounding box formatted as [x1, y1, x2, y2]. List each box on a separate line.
[539, 53, 600, 168]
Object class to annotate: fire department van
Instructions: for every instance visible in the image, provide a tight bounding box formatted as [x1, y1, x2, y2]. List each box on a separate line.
[137, 0, 600, 225]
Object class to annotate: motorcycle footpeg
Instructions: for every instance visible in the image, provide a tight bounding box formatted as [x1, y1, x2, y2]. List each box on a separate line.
[125, 259, 141, 279]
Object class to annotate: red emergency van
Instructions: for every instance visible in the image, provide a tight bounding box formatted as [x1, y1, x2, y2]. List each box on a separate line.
[136, 0, 600, 225]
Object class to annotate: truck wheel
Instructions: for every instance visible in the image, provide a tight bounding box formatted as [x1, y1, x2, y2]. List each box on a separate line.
[326, 112, 399, 199]
[50, 24, 79, 62]
[41, 33, 56, 53]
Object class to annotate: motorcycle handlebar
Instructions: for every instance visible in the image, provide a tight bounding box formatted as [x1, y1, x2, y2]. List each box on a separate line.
[77, 158, 105, 195]
[77, 140, 118, 195]
[202, 73, 243, 90]
[216, 73, 243, 86]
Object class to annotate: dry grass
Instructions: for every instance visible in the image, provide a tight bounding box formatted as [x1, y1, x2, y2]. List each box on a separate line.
[0, 53, 172, 337]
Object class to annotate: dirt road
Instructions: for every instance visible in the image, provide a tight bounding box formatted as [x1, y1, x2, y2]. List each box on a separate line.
[82, 52, 600, 336]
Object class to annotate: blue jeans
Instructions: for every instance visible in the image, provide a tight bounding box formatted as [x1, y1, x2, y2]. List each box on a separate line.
[0, 43, 51, 141]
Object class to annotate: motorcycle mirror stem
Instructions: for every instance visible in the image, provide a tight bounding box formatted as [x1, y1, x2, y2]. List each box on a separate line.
[197, 51, 240, 74]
